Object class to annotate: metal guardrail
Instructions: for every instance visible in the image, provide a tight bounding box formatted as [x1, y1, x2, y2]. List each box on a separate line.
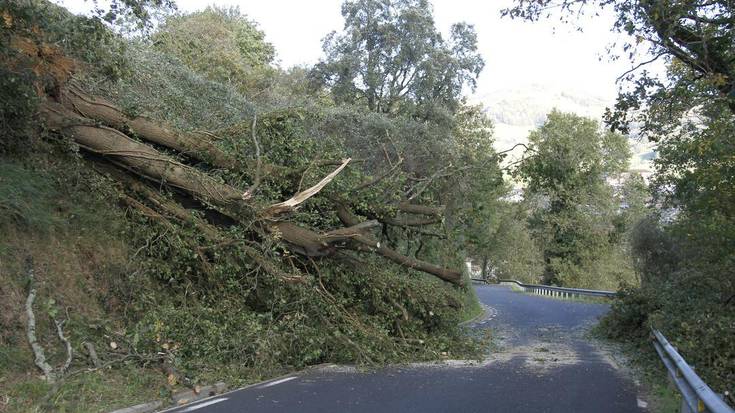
[651, 329, 734, 413]
[496, 279, 617, 299]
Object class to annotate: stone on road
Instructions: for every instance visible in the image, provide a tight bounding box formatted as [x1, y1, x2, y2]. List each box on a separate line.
[163, 284, 646, 413]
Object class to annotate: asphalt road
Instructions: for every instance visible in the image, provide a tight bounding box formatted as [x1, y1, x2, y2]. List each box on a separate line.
[163, 284, 647, 413]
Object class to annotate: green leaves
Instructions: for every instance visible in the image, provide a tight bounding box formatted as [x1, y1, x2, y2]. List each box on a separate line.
[516, 111, 636, 288]
[311, 0, 484, 116]
[152, 6, 276, 96]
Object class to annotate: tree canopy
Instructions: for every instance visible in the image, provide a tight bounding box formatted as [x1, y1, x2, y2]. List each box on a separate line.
[152, 6, 275, 95]
[311, 0, 484, 115]
[504, 0, 735, 392]
[502, 0, 735, 133]
[516, 110, 633, 288]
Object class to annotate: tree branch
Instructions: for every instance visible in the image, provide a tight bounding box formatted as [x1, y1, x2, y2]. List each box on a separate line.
[242, 114, 262, 200]
[350, 156, 403, 193]
[24, 258, 58, 383]
[263, 158, 351, 217]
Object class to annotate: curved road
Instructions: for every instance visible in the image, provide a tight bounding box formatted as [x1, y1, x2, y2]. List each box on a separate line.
[163, 284, 647, 413]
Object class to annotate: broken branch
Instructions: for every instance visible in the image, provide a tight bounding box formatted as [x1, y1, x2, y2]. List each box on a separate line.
[262, 158, 351, 217]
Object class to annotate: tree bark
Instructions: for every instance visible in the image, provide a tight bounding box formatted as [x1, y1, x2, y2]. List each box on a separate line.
[397, 202, 444, 216]
[40, 101, 245, 209]
[62, 85, 237, 169]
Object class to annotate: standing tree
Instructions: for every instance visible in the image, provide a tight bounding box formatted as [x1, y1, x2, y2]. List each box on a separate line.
[311, 0, 484, 115]
[516, 110, 631, 288]
[152, 6, 276, 96]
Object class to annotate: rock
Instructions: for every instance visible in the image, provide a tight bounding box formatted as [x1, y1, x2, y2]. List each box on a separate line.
[107, 400, 162, 413]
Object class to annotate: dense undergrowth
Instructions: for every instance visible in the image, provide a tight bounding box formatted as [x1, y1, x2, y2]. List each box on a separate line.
[599, 216, 735, 397]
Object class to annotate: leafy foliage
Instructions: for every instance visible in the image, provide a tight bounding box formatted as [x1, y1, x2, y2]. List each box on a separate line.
[503, 1, 735, 125]
[474, 201, 545, 283]
[0, 0, 152, 154]
[515, 111, 635, 289]
[504, 0, 735, 395]
[152, 6, 276, 97]
[311, 0, 484, 115]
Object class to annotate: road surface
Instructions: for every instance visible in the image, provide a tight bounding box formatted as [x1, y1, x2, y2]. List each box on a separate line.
[163, 284, 647, 413]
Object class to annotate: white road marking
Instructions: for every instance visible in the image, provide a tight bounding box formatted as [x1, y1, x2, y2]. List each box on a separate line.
[258, 376, 298, 388]
[180, 397, 228, 412]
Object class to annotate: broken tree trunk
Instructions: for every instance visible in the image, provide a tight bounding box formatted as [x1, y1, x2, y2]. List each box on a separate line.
[40, 101, 245, 209]
[269, 220, 380, 257]
[396, 202, 445, 217]
[62, 84, 237, 169]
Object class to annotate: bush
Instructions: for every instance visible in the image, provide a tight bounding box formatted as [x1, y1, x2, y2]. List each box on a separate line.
[600, 216, 735, 395]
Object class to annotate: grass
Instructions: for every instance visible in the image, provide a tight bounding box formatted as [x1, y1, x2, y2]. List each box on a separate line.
[1, 342, 167, 413]
[459, 273, 484, 323]
[648, 380, 681, 413]
[0, 159, 164, 412]
[1, 363, 168, 413]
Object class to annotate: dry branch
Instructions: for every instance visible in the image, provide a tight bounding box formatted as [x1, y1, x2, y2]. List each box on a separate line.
[262, 158, 351, 217]
[25, 260, 56, 382]
[242, 114, 262, 200]
[24, 258, 72, 383]
[54, 318, 73, 375]
[83, 342, 102, 369]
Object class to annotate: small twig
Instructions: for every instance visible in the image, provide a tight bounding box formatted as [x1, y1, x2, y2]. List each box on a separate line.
[616, 52, 667, 83]
[381, 144, 394, 167]
[194, 130, 224, 141]
[495, 142, 533, 156]
[350, 157, 404, 193]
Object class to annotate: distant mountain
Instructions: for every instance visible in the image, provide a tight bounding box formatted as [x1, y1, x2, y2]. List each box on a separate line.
[476, 84, 654, 176]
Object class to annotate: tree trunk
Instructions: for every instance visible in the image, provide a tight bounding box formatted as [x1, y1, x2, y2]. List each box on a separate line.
[62, 85, 237, 169]
[40, 101, 245, 209]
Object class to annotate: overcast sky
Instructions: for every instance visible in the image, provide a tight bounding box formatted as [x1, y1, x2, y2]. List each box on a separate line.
[175, 0, 637, 101]
[60, 0, 655, 103]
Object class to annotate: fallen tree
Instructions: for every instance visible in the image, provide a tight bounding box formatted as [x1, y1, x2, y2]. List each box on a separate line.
[17, 35, 464, 285]
[0, 5, 515, 399]
[28, 55, 462, 284]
